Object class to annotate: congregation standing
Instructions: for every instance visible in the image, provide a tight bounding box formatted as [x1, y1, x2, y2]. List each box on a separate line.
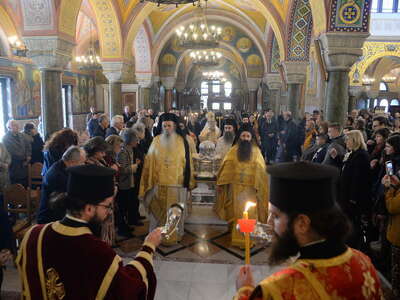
[1, 104, 399, 299]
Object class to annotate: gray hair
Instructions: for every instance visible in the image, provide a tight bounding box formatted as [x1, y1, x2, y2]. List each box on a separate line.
[132, 123, 145, 136]
[121, 128, 138, 145]
[62, 146, 84, 162]
[111, 115, 123, 127]
[98, 114, 109, 124]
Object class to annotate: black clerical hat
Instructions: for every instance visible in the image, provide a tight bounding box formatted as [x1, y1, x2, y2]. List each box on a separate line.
[267, 162, 339, 213]
[67, 164, 116, 204]
[160, 112, 179, 124]
[224, 118, 238, 131]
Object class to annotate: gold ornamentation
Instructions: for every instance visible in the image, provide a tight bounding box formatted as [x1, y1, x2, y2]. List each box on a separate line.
[362, 271, 376, 298]
[339, 0, 361, 25]
[45, 268, 65, 300]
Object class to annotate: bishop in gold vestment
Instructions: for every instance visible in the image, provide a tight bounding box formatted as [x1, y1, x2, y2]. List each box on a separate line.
[139, 113, 195, 245]
[215, 125, 268, 247]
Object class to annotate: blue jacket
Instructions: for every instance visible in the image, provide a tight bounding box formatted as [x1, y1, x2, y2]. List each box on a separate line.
[42, 149, 63, 176]
[37, 160, 68, 224]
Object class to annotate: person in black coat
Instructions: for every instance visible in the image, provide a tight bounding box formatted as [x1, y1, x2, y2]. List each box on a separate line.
[87, 113, 99, 138]
[23, 123, 44, 164]
[259, 109, 278, 163]
[279, 112, 304, 162]
[106, 115, 124, 138]
[37, 146, 86, 224]
[92, 114, 109, 139]
[339, 130, 372, 250]
[310, 134, 329, 163]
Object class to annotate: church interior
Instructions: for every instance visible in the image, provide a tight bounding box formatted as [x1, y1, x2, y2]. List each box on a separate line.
[1, 0, 400, 299]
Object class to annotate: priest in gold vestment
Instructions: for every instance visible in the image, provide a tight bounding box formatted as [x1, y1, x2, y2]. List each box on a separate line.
[215, 124, 268, 248]
[199, 112, 221, 144]
[140, 113, 195, 245]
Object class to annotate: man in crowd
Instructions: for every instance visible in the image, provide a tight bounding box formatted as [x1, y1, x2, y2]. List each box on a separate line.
[279, 111, 304, 162]
[87, 112, 99, 138]
[86, 106, 97, 124]
[123, 105, 134, 123]
[367, 116, 389, 152]
[235, 162, 383, 300]
[140, 113, 195, 246]
[2, 120, 31, 186]
[216, 124, 268, 248]
[93, 114, 110, 139]
[17, 164, 161, 299]
[259, 109, 278, 164]
[322, 122, 346, 168]
[215, 119, 237, 159]
[106, 115, 124, 138]
[38, 146, 86, 224]
[311, 134, 329, 163]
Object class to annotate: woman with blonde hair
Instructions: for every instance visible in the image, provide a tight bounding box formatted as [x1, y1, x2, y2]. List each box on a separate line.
[339, 130, 372, 249]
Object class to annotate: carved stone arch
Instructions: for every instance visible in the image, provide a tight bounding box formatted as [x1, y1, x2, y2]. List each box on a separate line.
[285, 0, 313, 61]
[134, 24, 152, 73]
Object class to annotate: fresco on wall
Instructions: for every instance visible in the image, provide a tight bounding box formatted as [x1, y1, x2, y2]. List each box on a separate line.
[237, 37, 252, 53]
[159, 53, 177, 77]
[246, 54, 263, 77]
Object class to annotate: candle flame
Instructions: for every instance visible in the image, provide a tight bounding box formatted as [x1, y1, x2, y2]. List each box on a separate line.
[245, 201, 256, 212]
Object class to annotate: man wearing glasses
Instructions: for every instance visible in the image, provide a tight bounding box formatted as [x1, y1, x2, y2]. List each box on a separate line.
[17, 164, 161, 300]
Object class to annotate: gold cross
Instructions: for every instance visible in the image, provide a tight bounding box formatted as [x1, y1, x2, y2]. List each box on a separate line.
[46, 268, 65, 300]
[344, 8, 356, 18]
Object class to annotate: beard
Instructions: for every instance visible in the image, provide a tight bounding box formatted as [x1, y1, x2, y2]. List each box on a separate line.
[237, 140, 252, 162]
[88, 213, 106, 238]
[223, 131, 235, 143]
[160, 131, 177, 149]
[267, 225, 300, 266]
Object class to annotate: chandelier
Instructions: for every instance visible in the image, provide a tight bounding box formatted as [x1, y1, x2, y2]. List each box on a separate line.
[362, 76, 375, 86]
[140, 0, 199, 6]
[203, 71, 224, 81]
[74, 23, 102, 71]
[382, 76, 396, 83]
[190, 50, 222, 66]
[175, 2, 221, 49]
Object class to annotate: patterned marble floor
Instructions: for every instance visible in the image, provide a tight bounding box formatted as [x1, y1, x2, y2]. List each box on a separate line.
[116, 204, 270, 265]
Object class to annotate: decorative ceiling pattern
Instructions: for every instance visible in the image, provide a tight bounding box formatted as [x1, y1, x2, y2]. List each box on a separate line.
[134, 25, 152, 73]
[269, 34, 280, 73]
[286, 0, 313, 61]
[328, 0, 371, 33]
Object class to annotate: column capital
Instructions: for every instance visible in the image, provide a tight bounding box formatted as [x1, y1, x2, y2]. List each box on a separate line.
[281, 61, 308, 84]
[23, 36, 74, 70]
[318, 32, 370, 72]
[136, 73, 153, 88]
[161, 77, 176, 90]
[349, 85, 364, 98]
[263, 73, 282, 90]
[247, 78, 261, 92]
[102, 61, 127, 83]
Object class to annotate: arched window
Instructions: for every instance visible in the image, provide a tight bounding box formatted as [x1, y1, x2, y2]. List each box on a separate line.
[391, 99, 399, 105]
[224, 81, 232, 97]
[381, 99, 389, 112]
[380, 82, 388, 92]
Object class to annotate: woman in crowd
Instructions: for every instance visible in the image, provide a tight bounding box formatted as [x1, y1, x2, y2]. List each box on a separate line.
[135, 117, 153, 153]
[23, 123, 44, 164]
[116, 129, 141, 238]
[42, 128, 78, 175]
[303, 119, 318, 151]
[382, 172, 400, 298]
[370, 128, 390, 182]
[317, 120, 329, 136]
[83, 136, 109, 167]
[339, 130, 372, 249]
[354, 118, 368, 142]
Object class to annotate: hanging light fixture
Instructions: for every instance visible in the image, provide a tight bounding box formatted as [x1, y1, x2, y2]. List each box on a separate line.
[176, 1, 222, 49]
[140, 0, 199, 7]
[362, 76, 375, 86]
[74, 22, 102, 71]
[382, 76, 397, 83]
[190, 50, 222, 67]
[202, 71, 224, 81]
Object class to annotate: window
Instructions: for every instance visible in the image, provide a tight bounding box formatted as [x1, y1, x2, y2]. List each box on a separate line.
[380, 99, 389, 112]
[372, 0, 399, 12]
[212, 102, 220, 110]
[223, 102, 232, 110]
[224, 81, 232, 97]
[380, 82, 388, 92]
[391, 99, 399, 105]
[212, 81, 220, 94]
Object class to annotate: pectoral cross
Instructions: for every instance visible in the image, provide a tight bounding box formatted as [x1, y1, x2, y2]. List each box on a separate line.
[46, 268, 65, 300]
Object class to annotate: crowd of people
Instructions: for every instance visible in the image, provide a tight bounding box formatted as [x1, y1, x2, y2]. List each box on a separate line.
[0, 104, 399, 299]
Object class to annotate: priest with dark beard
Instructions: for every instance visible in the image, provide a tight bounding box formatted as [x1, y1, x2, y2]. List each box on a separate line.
[215, 119, 237, 159]
[17, 164, 162, 300]
[234, 162, 383, 300]
[215, 124, 269, 248]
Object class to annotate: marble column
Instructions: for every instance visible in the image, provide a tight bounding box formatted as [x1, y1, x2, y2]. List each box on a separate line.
[40, 69, 63, 138]
[348, 86, 363, 113]
[265, 74, 283, 115]
[136, 73, 153, 110]
[319, 33, 369, 125]
[281, 62, 307, 121]
[161, 77, 176, 112]
[247, 78, 261, 112]
[103, 62, 128, 118]
[248, 91, 257, 112]
[23, 36, 74, 138]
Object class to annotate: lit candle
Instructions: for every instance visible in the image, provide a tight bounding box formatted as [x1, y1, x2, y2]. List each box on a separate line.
[243, 201, 256, 265]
